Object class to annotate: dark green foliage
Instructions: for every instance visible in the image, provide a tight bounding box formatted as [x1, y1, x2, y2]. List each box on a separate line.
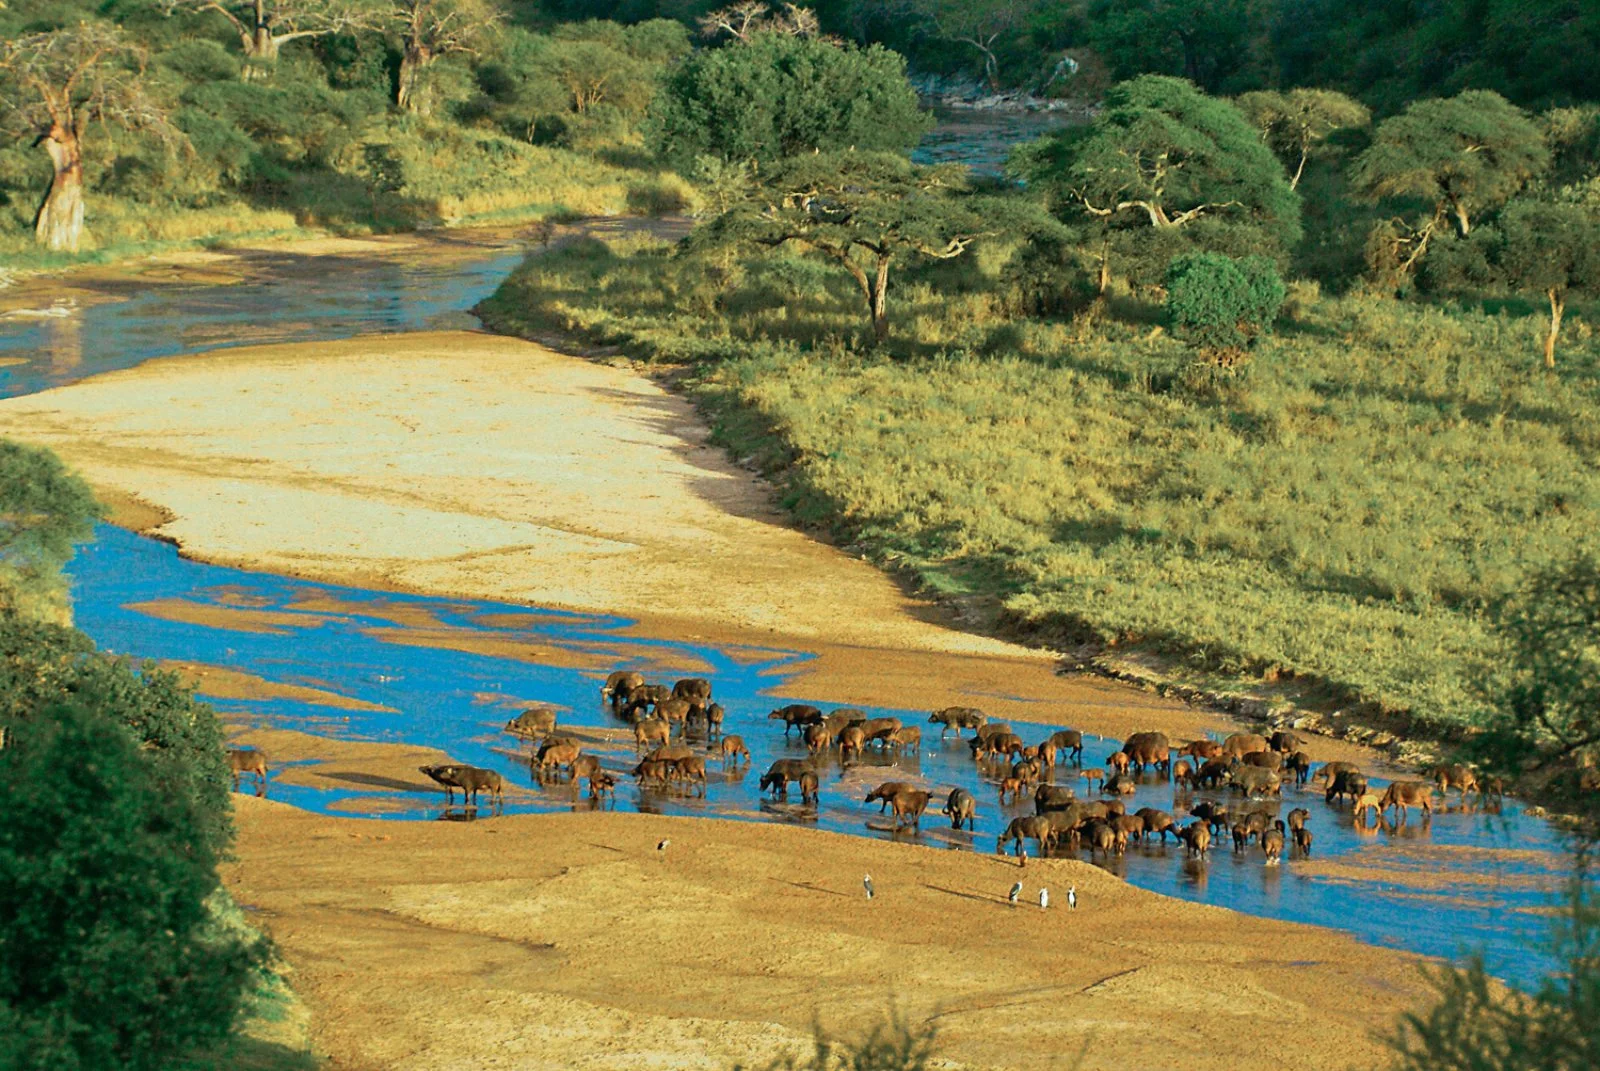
[0, 700, 263, 1071]
[0, 610, 234, 856]
[1165, 251, 1284, 353]
[0, 440, 103, 616]
[1010, 75, 1300, 289]
[1083, 0, 1273, 94]
[686, 150, 983, 344]
[645, 33, 930, 169]
[1390, 866, 1600, 1071]
[1351, 90, 1549, 240]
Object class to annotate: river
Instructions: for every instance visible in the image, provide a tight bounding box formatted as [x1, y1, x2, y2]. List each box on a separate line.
[0, 118, 1572, 990]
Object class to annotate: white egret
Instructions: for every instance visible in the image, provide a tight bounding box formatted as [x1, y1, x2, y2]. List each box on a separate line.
[1008, 881, 1023, 904]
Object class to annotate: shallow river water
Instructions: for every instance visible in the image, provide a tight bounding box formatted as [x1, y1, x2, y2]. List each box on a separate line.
[0, 123, 1575, 987]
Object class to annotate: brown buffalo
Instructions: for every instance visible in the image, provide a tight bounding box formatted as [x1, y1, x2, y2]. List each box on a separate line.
[718, 734, 751, 762]
[646, 744, 694, 764]
[623, 684, 672, 719]
[864, 781, 914, 812]
[1105, 750, 1130, 775]
[602, 670, 645, 710]
[1176, 739, 1223, 761]
[672, 677, 712, 704]
[588, 770, 617, 799]
[1352, 792, 1382, 823]
[1380, 781, 1435, 823]
[420, 764, 501, 808]
[1432, 764, 1479, 796]
[1104, 773, 1139, 795]
[1312, 761, 1360, 788]
[886, 726, 922, 753]
[768, 704, 824, 735]
[1325, 769, 1368, 805]
[1034, 784, 1077, 814]
[1242, 750, 1284, 771]
[1229, 767, 1282, 798]
[632, 759, 672, 787]
[538, 744, 582, 778]
[1135, 808, 1177, 842]
[997, 777, 1025, 804]
[1285, 751, 1312, 786]
[1034, 741, 1058, 768]
[1115, 814, 1146, 843]
[973, 722, 1016, 744]
[634, 717, 671, 751]
[1080, 767, 1105, 791]
[823, 709, 867, 736]
[838, 725, 867, 762]
[653, 698, 694, 729]
[1048, 729, 1084, 765]
[805, 723, 834, 753]
[1222, 732, 1269, 758]
[798, 770, 820, 805]
[229, 747, 268, 794]
[888, 789, 933, 830]
[1179, 821, 1212, 858]
[1269, 730, 1303, 754]
[672, 756, 709, 796]
[1195, 758, 1232, 788]
[503, 706, 558, 743]
[1292, 826, 1313, 856]
[703, 702, 725, 738]
[943, 788, 977, 830]
[570, 754, 602, 782]
[1285, 807, 1310, 832]
[1261, 824, 1285, 864]
[928, 706, 987, 737]
[998, 815, 1056, 856]
[1121, 731, 1171, 776]
[1085, 820, 1118, 856]
[860, 717, 904, 746]
[1172, 759, 1196, 789]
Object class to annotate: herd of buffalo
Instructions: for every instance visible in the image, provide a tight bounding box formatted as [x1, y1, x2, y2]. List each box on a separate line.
[226, 667, 1495, 872]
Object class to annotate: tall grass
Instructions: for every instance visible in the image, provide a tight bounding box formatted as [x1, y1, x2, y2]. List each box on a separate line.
[480, 232, 1600, 733]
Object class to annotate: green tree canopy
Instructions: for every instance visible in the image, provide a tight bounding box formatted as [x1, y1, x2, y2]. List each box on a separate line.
[1496, 199, 1600, 368]
[1010, 75, 1300, 288]
[0, 699, 262, 1071]
[0, 609, 234, 855]
[1164, 250, 1284, 356]
[0, 439, 103, 618]
[1235, 87, 1369, 190]
[1351, 90, 1549, 240]
[645, 32, 930, 170]
[1083, 0, 1273, 94]
[685, 150, 984, 344]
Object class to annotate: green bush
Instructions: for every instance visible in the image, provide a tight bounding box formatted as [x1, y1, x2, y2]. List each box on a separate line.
[1165, 252, 1286, 354]
[0, 440, 104, 622]
[0, 700, 263, 1071]
[0, 610, 234, 856]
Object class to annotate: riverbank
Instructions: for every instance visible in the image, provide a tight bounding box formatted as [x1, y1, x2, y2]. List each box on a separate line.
[225, 795, 1431, 1071]
[0, 326, 1301, 749]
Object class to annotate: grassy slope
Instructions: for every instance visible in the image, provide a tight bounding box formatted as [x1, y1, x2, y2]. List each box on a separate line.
[478, 234, 1600, 737]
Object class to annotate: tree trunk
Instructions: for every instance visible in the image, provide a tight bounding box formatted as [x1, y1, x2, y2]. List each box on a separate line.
[398, 45, 434, 113]
[34, 124, 85, 253]
[1545, 289, 1564, 370]
[1096, 243, 1111, 296]
[868, 254, 891, 345]
[240, 26, 283, 79]
[1290, 145, 1308, 191]
[1450, 199, 1470, 237]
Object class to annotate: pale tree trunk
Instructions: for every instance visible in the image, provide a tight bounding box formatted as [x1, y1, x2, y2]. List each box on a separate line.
[1449, 197, 1470, 237]
[240, 26, 283, 79]
[398, 44, 433, 113]
[869, 253, 891, 345]
[1545, 288, 1564, 370]
[1290, 144, 1308, 191]
[34, 124, 85, 253]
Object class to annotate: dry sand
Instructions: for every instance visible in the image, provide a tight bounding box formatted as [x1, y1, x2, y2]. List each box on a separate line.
[228, 796, 1430, 1071]
[0, 327, 1279, 744]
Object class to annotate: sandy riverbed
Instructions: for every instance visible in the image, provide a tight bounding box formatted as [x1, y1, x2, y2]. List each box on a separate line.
[227, 796, 1431, 1071]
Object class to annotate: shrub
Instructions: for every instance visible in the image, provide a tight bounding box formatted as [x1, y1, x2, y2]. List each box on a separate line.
[1164, 252, 1286, 355]
[0, 701, 263, 1071]
[0, 440, 103, 622]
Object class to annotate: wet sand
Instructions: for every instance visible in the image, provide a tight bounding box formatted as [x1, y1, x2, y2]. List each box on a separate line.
[227, 796, 1433, 1071]
[0, 327, 1272, 746]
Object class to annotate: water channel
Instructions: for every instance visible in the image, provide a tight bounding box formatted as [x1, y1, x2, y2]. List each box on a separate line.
[0, 116, 1571, 989]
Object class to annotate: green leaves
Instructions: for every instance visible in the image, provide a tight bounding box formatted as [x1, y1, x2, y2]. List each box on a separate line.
[1351, 90, 1549, 237]
[645, 33, 931, 170]
[1164, 251, 1285, 354]
[0, 700, 261, 1071]
[0, 440, 102, 619]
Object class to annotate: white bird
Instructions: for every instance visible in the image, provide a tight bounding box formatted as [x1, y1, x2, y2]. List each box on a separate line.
[1008, 881, 1023, 904]
[656, 838, 670, 852]
[1067, 885, 1077, 910]
[863, 874, 874, 900]
[1039, 887, 1049, 910]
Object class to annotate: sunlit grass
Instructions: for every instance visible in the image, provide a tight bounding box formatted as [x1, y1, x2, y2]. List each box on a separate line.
[480, 233, 1600, 731]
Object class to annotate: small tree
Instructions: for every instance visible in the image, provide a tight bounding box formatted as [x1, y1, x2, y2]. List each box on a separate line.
[687, 151, 984, 345]
[1010, 75, 1300, 290]
[0, 701, 262, 1071]
[1235, 87, 1369, 190]
[646, 32, 931, 170]
[164, 0, 370, 76]
[381, 0, 502, 114]
[0, 440, 103, 618]
[697, 2, 824, 42]
[1496, 200, 1600, 369]
[906, 0, 1037, 90]
[0, 23, 179, 253]
[1352, 90, 1549, 241]
[1164, 251, 1284, 357]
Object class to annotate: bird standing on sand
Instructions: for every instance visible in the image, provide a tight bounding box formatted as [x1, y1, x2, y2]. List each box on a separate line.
[863, 874, 874, 899]
[1008, 881, 1023, 904]
[657, 839, 670, 852]
[1039, 887, 1049, 910]
[1067, 885, 1077, 910]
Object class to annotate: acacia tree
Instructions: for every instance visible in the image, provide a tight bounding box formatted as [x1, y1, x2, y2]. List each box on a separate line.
[0, 23, 178, 253]
[380, 0, 501, 113]
[1235, 88, 1369, 190]
[908, 0, 1036, 90]
[697, 2, 822, 42]
[1352, 89, 1547, 267]
[1010, 75, 1300, 290]
[1496, 200, 1600, 369]
[687, 151, 984, 345]
[164, 0, 369, 76]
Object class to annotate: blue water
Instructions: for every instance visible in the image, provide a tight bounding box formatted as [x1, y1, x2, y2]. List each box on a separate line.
[69, 524, 1569, 988]
[0, 201, 1573, 989]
